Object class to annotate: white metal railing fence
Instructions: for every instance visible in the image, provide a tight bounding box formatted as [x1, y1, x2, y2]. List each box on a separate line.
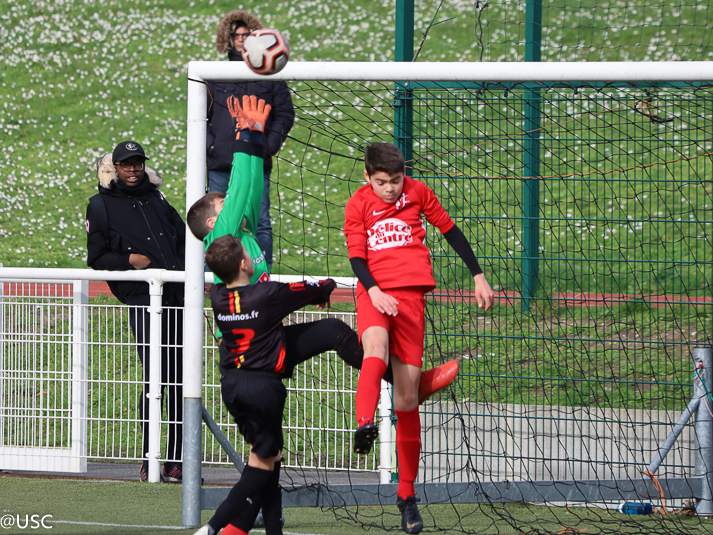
[0, 280, 88, 472]
[0, 268, 387, 484]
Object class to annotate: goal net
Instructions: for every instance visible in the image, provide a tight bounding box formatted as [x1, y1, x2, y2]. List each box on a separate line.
[185, 61, 713, 534]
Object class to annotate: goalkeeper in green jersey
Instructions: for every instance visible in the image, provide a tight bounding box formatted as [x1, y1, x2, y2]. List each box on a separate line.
[188, 94, 270, 285]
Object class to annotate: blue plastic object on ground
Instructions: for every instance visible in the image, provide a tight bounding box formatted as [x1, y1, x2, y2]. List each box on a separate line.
[617, 502, 653, 515]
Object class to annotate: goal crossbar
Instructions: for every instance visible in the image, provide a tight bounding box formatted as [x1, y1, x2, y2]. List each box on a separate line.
[187, 60, 713, 83]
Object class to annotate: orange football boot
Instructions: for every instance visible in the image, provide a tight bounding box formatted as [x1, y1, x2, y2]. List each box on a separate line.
[418, 360, 460, 404]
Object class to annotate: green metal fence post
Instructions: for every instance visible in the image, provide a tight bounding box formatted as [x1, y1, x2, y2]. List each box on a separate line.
[522, 0, 543, 313]
[394, 0, 414, 175]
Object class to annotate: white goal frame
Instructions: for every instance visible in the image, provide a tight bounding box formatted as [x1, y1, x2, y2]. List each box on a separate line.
[181, 60, 713, 526]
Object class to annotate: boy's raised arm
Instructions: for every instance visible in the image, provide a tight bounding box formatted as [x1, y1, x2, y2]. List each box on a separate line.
[276, 279, 337, 315]
[212, 96, 271, 240]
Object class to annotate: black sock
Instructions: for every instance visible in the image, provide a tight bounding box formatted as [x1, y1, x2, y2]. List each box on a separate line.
[227, 461, 283, 534]
[261, 461, 283, 534]
[208, 465, 272, 532]
[228, 491, 263, 533]
[382, 362, 394, 385]
[281, 319, 395, 384]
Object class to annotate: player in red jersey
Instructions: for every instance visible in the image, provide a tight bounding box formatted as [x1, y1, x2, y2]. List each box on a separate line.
[344, 142, 494, 534]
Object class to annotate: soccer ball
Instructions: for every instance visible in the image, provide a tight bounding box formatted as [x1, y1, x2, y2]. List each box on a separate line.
[243, 29, 290, 75]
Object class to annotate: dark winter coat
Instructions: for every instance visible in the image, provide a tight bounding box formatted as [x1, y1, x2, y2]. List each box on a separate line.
[86, 153, 186, 306]
[207, 10, 295, 174]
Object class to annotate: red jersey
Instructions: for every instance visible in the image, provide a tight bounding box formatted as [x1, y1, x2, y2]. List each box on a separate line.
[344, 175, 454, 292]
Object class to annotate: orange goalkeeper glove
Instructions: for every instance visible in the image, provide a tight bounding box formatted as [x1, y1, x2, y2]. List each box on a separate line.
[227, 95, 271, 135]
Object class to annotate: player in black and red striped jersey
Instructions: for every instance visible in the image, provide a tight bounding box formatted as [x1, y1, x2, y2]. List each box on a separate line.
[195, 234, 340, 535]
[210, 255, 337, 377]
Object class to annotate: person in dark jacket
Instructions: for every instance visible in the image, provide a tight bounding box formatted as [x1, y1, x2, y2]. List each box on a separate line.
[207, 9, 295, 271]
[86, 140, 185, 482]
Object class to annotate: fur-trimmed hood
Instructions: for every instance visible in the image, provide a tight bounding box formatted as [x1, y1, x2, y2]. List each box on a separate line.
[216, 10, 263, 54]
[95, 153, 162, 189]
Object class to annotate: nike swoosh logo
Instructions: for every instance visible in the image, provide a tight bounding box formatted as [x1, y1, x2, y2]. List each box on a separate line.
[373, 209, 386, 216]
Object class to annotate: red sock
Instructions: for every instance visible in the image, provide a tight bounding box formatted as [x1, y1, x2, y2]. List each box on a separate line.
[221, 524, 248, 535]
[396, 408, 421, 500]
[356, 357, 387, 427]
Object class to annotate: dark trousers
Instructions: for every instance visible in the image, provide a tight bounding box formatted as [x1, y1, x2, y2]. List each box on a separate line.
[129, 305, 184, 463]
[280, 318, 357, 376]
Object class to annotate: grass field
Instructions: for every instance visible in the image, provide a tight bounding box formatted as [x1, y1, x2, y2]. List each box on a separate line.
[3, 475, 713, 535]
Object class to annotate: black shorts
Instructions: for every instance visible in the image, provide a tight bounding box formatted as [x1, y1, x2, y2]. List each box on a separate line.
[220, 368, 286, 458]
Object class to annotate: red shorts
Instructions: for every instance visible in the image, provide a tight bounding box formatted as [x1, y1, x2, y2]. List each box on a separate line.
[356, 286, 425, 368]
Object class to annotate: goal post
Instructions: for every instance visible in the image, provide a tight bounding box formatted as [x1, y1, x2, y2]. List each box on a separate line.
[183, 60, 713, 527]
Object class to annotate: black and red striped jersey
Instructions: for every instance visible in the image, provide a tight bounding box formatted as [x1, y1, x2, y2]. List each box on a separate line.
[210, 279, 336, 373]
